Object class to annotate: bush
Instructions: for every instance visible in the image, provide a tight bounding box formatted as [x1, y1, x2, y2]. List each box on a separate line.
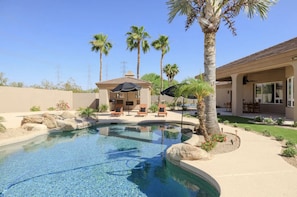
[56, 100, 70, 111]
[254, 116, 263, 122]
[149, 104, 158, 113]
[233, 123, 238, 127]
[223, 120, 229, 125]
[275, 135, 284, 141]
[201, 141, 217, 152]
[47, 107, 55, 111]
[286, 140, 296, 148]
[0, 116, 5, 122]
[80, 107, 96, 118]
[30, 106, 40, 111]
[0, 123, 6, 133]
[276, 118, 284, 126]
[263, 117, 275, 124]
[244, 126, 252, 131]
[293, 121, 297, 128]
[282, 147, 297, 157]
[99, 104, 108, 112]
[262, 130, 271, 137]
[211, 134, 226, 142]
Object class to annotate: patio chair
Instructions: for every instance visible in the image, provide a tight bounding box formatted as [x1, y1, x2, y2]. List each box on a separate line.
[137, 104, 148, 117]
[157, 104, 167, 117]
[111, 104, 123, 116]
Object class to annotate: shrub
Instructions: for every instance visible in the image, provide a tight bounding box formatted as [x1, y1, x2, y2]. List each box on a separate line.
[233, 123, 238, 127]
[282, 147, 297, 157]
[201, 141, 217, 152]
[223, 120, 229, 125]
[276, 118, 284, 126]
[262, 130, 271, 137]
[244, 126, 252, 131]
[263, 117, 275, 124]
[0, 116, 5, 122]
[80, 107, 96, 118]
[56, 100, 70, 111]
[293, 121, 297, 128]
[47, 107, 55, 111]
[168, 103, 175, 110]
[149, 104, 158, 113]
[99, 104, 108, 112]
[30, 106, 40, 111]
[275, 135, 284, 141]
[211, 134, 226, 142]
[286, 140, 296, 148]
[0, 123, 6, 133]
[254, 116, 263, 122]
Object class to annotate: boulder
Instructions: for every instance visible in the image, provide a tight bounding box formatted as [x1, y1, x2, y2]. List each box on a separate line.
[22, 123, 48, 132]
[60, 111, 76, 119]
[56, 119, 77, 131]
[21, 116, 43, 126]
[166, 143, 211, 165]
[42, 113, 58, 129]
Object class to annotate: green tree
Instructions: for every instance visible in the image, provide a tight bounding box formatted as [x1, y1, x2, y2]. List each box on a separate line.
[163, 63, 179, 86]
[90, 34, 113, 82]
[179, 76, 214, 141]
[151, 35, 170, 103]
[167, 0, 276, 134]
[9, 82, 24, 87]
[126, 26, 151, 79]
[0, 72, 8, 86]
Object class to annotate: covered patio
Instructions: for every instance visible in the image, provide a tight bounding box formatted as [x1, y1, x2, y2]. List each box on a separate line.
[216, 37, 297, 121]
[96, 72, 152, 112]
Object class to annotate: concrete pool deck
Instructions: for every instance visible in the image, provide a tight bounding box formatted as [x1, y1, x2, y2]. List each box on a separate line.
[1, 110, 297, 196]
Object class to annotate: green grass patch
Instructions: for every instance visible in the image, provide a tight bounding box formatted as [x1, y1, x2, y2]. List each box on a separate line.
[218, 115, 297, 143]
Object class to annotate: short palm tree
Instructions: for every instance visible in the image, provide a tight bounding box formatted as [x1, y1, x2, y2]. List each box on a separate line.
[126, 26, 150, 79]
[167, 0, 276, 134]
[179, 76, 214, 141]
[163, 63, 179, 86]
[90, 34, 112, 82]
[151, 35, 170, 103]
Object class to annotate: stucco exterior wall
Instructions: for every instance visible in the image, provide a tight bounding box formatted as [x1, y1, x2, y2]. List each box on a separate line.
[73, 93, 99, 110]
[0, 86, 73, 112]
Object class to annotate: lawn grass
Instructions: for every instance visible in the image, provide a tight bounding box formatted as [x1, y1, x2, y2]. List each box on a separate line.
[218, 115, 297, 143]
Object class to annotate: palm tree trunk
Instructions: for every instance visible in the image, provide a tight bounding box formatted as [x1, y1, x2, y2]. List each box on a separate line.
[159, 54, 164, 104]
[198, 100, 210, 142]
[100, 52, 103, 82]
[137, 42, 141, 79]
[204, 32, 220, 134]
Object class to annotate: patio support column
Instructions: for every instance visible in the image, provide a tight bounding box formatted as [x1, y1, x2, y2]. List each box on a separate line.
[293, 62, 297, 121]
[231, 74, 244, 116]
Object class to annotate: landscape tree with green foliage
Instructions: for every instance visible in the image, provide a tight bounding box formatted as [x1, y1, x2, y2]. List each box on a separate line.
[179, 76, 214, 141]
[163, 63, 179, 86]
[151, 35, 170, 103]
[90, 34, 113, 82]
[0, 72, 8, 86]
[167, 0, 276, 134]
[126, 26, 151, 79]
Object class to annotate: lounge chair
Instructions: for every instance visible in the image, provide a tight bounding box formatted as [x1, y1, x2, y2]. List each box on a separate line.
[137, 104, 148, 117]
[111, 104, 123, 116]
[157, 104, 167, 117]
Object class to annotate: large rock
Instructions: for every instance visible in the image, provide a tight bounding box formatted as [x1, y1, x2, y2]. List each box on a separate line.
[42, 113, 58, 129]
[21, 116, 43, 126]
[22, 123, 48, 132]
[183, 134, 205, 147]
[166, 143, 211, 165]
[60, 111, 76, 119]
[56, 119, 77, 131]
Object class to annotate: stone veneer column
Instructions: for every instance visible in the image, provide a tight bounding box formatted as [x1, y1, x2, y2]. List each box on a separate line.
[231, 74, 244, 116]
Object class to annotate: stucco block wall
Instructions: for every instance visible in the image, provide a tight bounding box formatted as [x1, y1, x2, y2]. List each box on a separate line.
[73, 93, 99, 110]
[0, 87, 73, 112]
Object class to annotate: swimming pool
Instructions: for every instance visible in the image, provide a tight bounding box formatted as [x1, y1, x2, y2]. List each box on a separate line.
[0, 123, 219, 197]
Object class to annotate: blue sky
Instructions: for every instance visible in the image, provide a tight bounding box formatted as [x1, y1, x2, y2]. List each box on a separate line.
[0, 0, 296, 90]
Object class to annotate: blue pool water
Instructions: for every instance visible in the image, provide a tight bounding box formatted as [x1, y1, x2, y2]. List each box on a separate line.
[0, 123, 219, 197]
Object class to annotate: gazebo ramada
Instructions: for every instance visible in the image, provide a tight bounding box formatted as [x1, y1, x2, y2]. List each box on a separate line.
[96, 71, 152, 112]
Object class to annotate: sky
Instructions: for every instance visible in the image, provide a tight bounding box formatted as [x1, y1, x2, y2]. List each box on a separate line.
[0, 0, 296, 90]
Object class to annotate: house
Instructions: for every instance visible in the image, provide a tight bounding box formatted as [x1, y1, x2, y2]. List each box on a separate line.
[216, 37, 297, 120]
[96, 71, 152, 111]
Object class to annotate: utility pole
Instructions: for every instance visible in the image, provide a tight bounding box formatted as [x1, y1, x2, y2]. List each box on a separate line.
[121, 61, 127, 76]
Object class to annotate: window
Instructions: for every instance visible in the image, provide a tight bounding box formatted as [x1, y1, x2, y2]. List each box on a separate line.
[287, 77, 294, 107]
[254, 81, 283, 104]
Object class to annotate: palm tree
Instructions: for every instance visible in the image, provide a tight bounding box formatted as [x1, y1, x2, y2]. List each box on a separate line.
[151, 35, 170, 103]
[167, 0, 276, 134]
[126, 26, 151, 79]
[90, 34, 113, 82]
[163, 63, 179, 86]
[179, 76, 214, 141]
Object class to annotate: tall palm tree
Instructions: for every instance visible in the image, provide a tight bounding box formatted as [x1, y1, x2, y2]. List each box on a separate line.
[179, 76, 214, 141]
[126, 26, 151, 79]
[167, 0, 276, 134]
[90, 34, 113, 82]
[151, 35, 170, 103]
[163, 63, 179, 86]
